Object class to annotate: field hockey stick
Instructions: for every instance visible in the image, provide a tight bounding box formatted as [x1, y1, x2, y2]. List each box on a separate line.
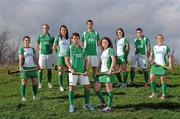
[96, 70, 120, 77]
[8, 68, 38, 75]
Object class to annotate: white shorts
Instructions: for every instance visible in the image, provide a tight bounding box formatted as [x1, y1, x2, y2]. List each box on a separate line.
[68, 73, 90, 86]
[131, 54, 148, 69]
[87, 55, 99, 67]
[39, 53, 54, 69]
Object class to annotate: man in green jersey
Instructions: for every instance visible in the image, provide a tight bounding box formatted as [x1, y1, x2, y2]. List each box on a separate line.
[65, 32, 94, 113]
[130, 28, 151, 87]
[36, 24, 54, 89]
[80, 20, 101, 81]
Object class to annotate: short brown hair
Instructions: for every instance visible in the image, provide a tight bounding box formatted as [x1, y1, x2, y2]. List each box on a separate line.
[42, 24, 49, 29]
[71, 32, 80, 39]
[23, 36, 31, 41]
[86, 19, 93, 25]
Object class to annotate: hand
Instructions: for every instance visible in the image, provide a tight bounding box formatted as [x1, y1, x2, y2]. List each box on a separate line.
[107, 70, 112, 76]
[70, 69, 76, 75]
[83, 71, 88, 76]
[37, 66, 41, 70]
[169, 65, 173, 70]
[19, 67, 24, 71]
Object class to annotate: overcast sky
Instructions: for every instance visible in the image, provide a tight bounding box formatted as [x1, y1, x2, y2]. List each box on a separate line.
[0, 0, 180, 59]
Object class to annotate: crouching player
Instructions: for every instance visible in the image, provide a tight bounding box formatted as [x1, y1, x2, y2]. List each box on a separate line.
[94, 37, 116, 112]
[149, 34, 173, 100]
[65, 32, 94, 113]
[19, 36, 40, 101]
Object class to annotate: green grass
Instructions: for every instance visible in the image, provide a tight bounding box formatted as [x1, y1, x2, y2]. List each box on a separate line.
[0, 66, 180, 119]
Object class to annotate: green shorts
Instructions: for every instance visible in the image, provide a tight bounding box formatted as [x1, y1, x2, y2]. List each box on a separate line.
[116, 55, 127, 64]
[150, 65, 167, 76]
[20, 67, 37, 79]
[57, 56, 66, 66]
[97, 75, 115, 83]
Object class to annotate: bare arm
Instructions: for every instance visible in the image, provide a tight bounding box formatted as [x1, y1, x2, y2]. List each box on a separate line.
[19, 54, 23, 70]
[65, 56, 74, 73]
[53, 42, 57, 53]
[108, 55, 116, 74]
[147, 44, 151, 58]
[36, 43, 40, 52]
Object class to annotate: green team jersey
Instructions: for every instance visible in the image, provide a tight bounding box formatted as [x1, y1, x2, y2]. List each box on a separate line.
[18, 47, 36, 67]
[37, 33, 54, 54]
[100, 47, 115, 72]
[114, 37, 129, 56]
[81, 29, 100, 56]
[134, 36, 150, 55]
[65, 44, 86, 73]
[54, 36, 70, 57]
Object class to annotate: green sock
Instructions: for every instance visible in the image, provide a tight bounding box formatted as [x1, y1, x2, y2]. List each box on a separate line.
[38, 71, 43, 83]
[68, 91, 74, 105]
[20, 85, 26, 97]
[162, 83, 167, 95]
[107, 92, 113, 108]
[130, 70, 135, 81]
[116, 73, 122, 83]
[32, 85, 38, 96]
[47, 70, 52, 83]
[150, 82, 156, 93]
[123, 72, 128, 84]
[84, 90, 90, 104]
[58, 74, 63, 87]
[144, 71, 149, 83]
[96, 91, 105, 103]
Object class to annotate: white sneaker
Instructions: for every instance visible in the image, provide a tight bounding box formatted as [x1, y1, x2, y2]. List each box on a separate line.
[59, 86, 64, 92]
[22, 97, 27, 102]
[38, 83, 42, 89]
[149, 93, 157, 98]
[160, 94, 166, 100]
[33, 96, 40, 100]
[48, 83, 53, 88]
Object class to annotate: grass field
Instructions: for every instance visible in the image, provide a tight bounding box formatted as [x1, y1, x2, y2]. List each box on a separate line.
[0, 65, 180, 119]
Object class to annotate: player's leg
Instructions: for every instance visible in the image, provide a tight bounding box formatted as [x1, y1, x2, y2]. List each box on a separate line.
[68, 73, 78, 113]
[103, 82, 113, 112]
[139, 55, 149, 87]
[122, 63, 128, 87]
[38, 54, 45, 88]
[129, 55, 137, 84]
[57, 65, 64, 91]
[79, 75, 94, 110]
[94, 82, 106, 107]
[115, 64, 123, 86]
[149, 74, 157, 98]
[20, 79, 28, 101]
[160, 76, 167, 100]
[90, 56, 99, 81]
[47, 53, 54, 88]
[31, 77, 39, 100]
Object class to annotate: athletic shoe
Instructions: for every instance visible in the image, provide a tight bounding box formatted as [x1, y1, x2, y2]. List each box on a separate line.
[128, 81, 134, 85]
[102, 107, 111, 112]
[69, 105, 75, 113]
[96, 103, 107, 108]
[48, 83, 53, 88]
[33, 96, 40, 100]
[120, 83, 127, 88]
[38, 83, 42, 89]
[144, 83, 148, 88]
[59, 86, 64, 92]
[83, 104, 95, 111]
[149, 93, 157, 98]
[160, 94, 166, 100]
[22, 97, 27, 102]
